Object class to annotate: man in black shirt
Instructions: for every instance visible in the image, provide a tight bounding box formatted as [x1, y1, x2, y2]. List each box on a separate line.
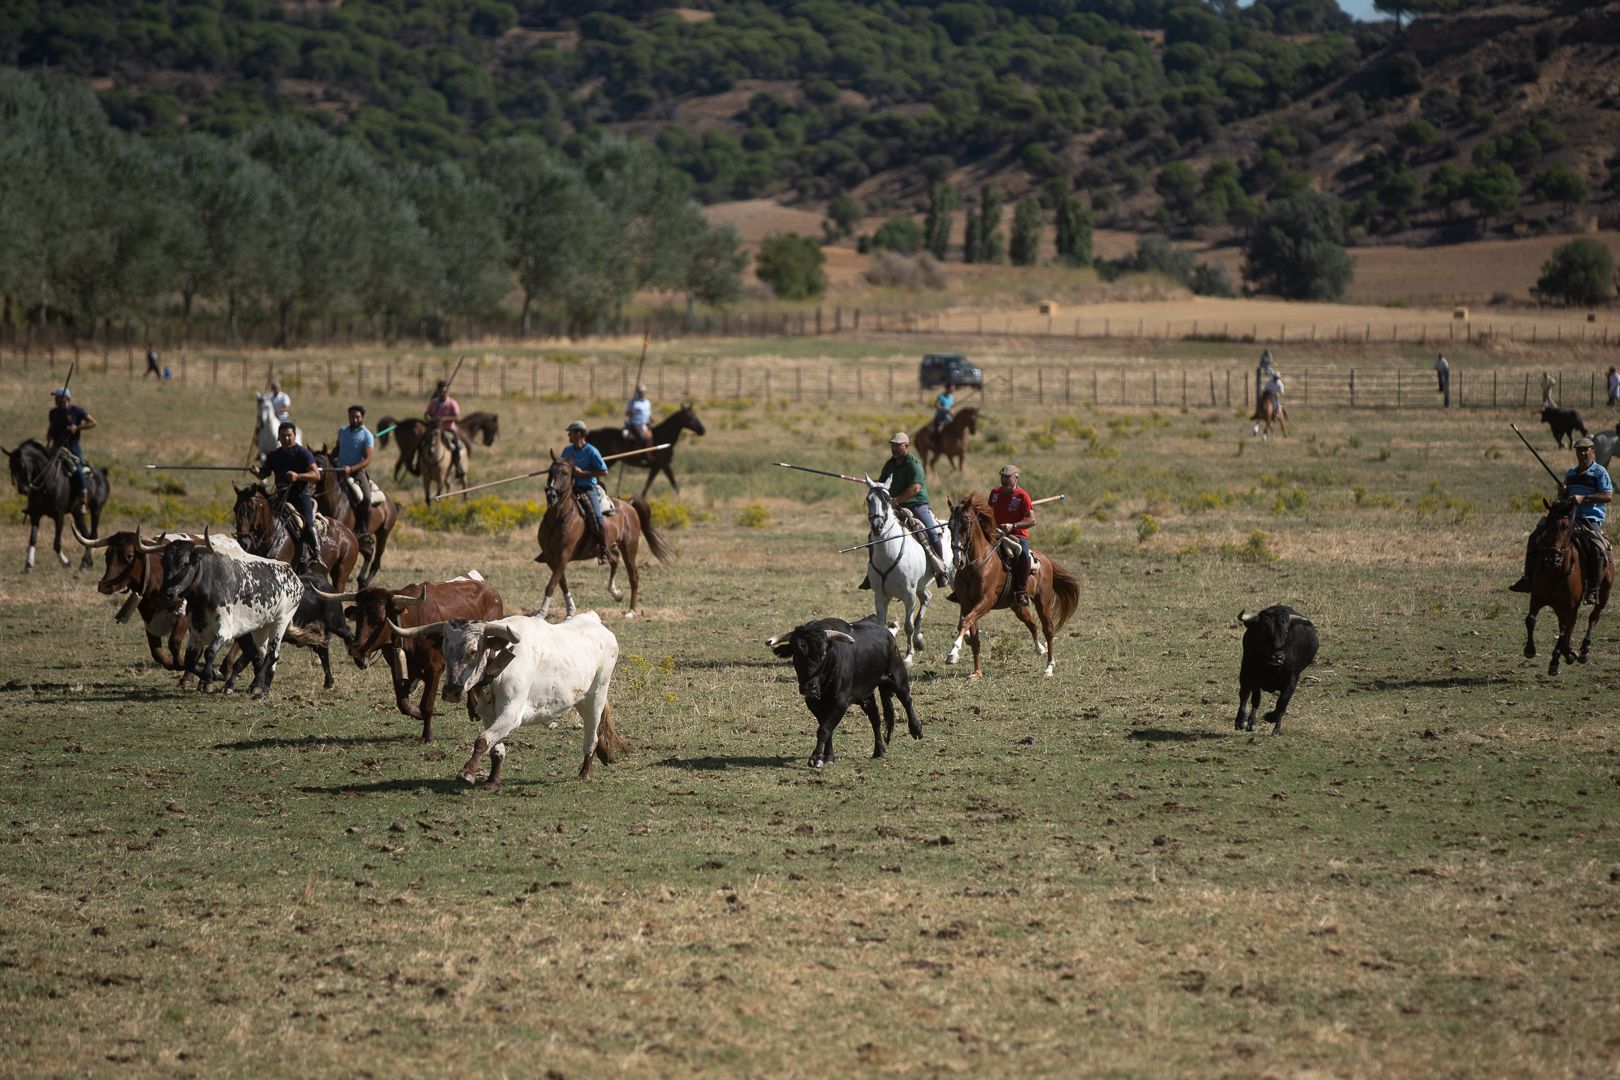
[46, 387, 96, 512]
[250, 421, 322, 571]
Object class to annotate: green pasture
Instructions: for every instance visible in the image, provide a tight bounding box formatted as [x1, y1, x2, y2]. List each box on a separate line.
[1, 348, 1618, 1077]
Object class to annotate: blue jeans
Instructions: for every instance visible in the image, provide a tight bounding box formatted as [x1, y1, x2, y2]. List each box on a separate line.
[575, 486, 605, 531]
[909, 502, 944, 561]
[288, 489, 320, 565]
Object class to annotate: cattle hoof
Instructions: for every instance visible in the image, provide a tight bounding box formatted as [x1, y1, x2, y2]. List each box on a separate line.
[458, 770, 479, 785]
[967, 671, 982, 681]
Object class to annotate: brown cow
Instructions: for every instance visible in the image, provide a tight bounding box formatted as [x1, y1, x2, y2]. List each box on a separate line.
[325, 572, 504, 742]
[76, 524, 212, 670]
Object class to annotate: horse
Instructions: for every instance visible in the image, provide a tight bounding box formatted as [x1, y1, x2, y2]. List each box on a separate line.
[911, 406, 980, 474]
[3, 439, 109, 572]
[586, 404, 706, 498]
[860, 475, 932, 667]
[374, 416, 427, 481]
[253, 392, 300, 462]
[460, 412, 500, 447]
[1251, 393, 1286, 440]
[1523, 498, 1613, 676]
[418, 427, 467, 503]
[310, 448, 398, 589]
[534, 454, 672, 620]
[230, 483, 359, 590]
[943, 491, 1081, 679]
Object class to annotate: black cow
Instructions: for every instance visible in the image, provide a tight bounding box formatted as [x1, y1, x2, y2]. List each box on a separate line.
[1541, 405, 1588, 449]
[767, 614, 922, 769]
[1235, 605, 1319, 734]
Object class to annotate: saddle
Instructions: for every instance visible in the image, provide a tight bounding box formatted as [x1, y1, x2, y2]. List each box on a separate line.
[278, 501, 330, 541]
[343, 475, 388, 507]
[996, 536, 1040, 576]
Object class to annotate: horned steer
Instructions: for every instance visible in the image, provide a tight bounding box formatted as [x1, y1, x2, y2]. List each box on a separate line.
[1235, 605, 1319, 734]
[159, 531, 303, 699]
[767, 614, 921, 770]
[390, 610, 627, 791]
[326, 572, 503, 741]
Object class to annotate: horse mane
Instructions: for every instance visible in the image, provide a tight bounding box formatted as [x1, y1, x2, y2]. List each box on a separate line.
[959, 489, 996, 541]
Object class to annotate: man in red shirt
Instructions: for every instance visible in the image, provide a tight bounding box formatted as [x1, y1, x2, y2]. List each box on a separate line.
[988, 463, 1036, 605]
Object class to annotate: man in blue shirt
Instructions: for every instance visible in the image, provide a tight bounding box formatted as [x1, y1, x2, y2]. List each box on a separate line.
[333, 404, 377, 554]
[931, 382, 955, 440]
[562, 420, 611, 564]
[1510, 436, 1612, 598]
[46, 387, 96, 512]
[250, 422, 322, 572]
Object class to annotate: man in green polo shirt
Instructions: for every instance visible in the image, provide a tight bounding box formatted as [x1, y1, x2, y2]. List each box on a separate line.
[875, 430, 951, 587]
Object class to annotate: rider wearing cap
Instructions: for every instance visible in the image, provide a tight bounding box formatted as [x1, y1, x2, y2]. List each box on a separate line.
[878, 431, 950, 586]
[626, 384, 653, 452]
[562, 420, 611, 564]
[333, 404, 376, 553]
[1510, 435, 1612, 601]
[988, 463, 1037, 606]
[46, 387, 96, 512]
[250, 421, 322, 572]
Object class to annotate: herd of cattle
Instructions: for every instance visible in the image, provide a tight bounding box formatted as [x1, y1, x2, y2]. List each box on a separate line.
[63, 510, 1322, 784]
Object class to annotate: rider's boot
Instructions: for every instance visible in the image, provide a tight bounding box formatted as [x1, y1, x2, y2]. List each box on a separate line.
[1508, 535, 1535, 592]
[858, 573, 872, 590]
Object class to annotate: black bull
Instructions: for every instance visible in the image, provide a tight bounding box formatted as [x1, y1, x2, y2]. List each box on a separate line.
[768, 614, 921, 770]
[1235, 605, 1318, 734]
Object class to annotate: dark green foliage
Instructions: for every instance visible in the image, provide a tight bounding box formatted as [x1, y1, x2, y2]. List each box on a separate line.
[755, 233, 826, 301]
[1425, 163, 1464, 218]
[1053, 193, 1093, 266]
[924, 183, 958, 260]
[1534, 238, 1615, 307]
[1463, 163, 1519, 227]
[870, 215, 925, 256]
[974, 186, 1005, 265]
[1242, 190, 1353, 300]
[1009, 199, 1043, 266]
[1530, 165, 1587, 214]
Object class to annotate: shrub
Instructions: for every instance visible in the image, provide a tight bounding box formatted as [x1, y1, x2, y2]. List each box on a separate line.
[1136, 515, 1160, 543]
[870, 215, 924, 255]
[1534, 239, 1616, 307]
[755, 233, 827, 300]
[863, 250, 947, 290]
[645, 496, 694, 530]
[1219, 529, 1279, 562]
[735, 502, 772, 528]
[403, 495, 543, 534]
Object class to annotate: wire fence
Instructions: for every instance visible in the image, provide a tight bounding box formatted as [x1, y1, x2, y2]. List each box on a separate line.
[6, 345, 1618, 415]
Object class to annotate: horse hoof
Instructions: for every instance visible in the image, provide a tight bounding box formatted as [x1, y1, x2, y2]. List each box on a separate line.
[459, 770, 479, 785]
[1043, 663, 1055, 677]
[968, 671, 982, 681]
[1524, 644, 1536, 659]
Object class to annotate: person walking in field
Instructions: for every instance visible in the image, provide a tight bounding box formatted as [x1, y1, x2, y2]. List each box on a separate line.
[1607, 367, 1617, 409]
[1435, 354, 1451, 409]
[989, 464, 1037, 607]
[144, 346, 161, 379]
[1542, 372, 1558, 408]
[1509, 436, 1612, 602]
[45, 387, 97, 513]
[562, 420, 611, 564]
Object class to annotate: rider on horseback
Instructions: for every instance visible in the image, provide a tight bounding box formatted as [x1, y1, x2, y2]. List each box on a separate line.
[876, 432, 951, 587]
[563, 420, 611, 565]
[46, 387, 96, 513]
[416, 380, 465, 477]
[989, 464, 1036, 607]
[1510, 436, 1612, 602]
[931, 382, 955, 441]
[625, 384, 654, 453]
[334, 404, 376, 555]
[268, 380, 292, 424]
[250, 422, 322, 573]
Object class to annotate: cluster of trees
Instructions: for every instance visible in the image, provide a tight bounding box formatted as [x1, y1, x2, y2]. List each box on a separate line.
[0, 69, 747, 342]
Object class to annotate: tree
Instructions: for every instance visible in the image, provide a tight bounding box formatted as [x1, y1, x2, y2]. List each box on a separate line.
[405, 161, 510, 339]
[1463, 163, 1519, 229]
[1053, 193, 1093, 266]
[755, 233, 826, 300]
[870, 215, 924, 255]
[962, 205, 981, 264]
[923, 182, 957, 260]
[824, 193, 863, 242]
[684, 222, 749, 308]
[1242, 190, 1354, 301]
[1009, 199, 1043, 266]
[1425, 163, 1464, 220]
[976, 186, 1005, 264]
[1531, 166, 1587, 215]
[1534, 239, 1615, 307]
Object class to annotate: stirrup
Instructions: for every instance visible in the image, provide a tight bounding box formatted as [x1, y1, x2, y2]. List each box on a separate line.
[1507, 577, 1532, 593]
[1013, 591, 1030, 607]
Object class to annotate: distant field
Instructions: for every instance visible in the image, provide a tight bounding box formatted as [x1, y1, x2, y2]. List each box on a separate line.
[2, 348, 1618, 1076]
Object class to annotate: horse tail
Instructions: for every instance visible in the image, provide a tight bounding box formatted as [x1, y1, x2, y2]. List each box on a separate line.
[1046, 558, 1082, 633]
[376, 416, 395, 449]
[631, 497, 673, 563]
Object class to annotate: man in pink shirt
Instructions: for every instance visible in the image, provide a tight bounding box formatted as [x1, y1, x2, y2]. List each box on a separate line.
[417, 379, 465, 476]
[987, 463, 1036, 605]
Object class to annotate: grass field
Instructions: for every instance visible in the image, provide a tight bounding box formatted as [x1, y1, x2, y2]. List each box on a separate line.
[2, 341, 1619, 1077]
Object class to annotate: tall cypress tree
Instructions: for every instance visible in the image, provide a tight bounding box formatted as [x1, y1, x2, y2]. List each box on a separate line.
[1009, 199, 1043, 266]
[978, 185, 1004, 264]
[1054, 193, 1094, 266]
[962, 205, 981, 264]
[924, 182, 958, 260]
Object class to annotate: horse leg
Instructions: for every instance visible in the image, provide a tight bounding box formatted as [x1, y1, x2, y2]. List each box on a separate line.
[562, 571, 577, 619]
[1524, 597, 1542, 659]
[1036, 588, 1058, 677]
[912, 580, 929, 654]
[622, 538, 641, 618]
[52, 514, 69, 567]
[968, 627, 984, 680]
[1579, 576, 1610, 662]
[24, 514, 40, 571]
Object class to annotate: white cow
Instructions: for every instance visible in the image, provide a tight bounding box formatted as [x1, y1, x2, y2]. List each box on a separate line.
[391, 610, 626, 791]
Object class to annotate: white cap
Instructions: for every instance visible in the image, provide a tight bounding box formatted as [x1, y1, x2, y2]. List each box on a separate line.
[889, 431, 909, 445]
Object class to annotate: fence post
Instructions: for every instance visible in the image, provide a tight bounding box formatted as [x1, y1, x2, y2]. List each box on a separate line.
[1396, 368, 1401, 407]
[1492, 370, 1497, 408]
[1092, 369, 1098, 404]
[1349, 369, 1355, 407]
[1152, 370, 1157, 406]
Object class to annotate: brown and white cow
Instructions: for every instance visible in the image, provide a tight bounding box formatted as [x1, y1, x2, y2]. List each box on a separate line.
[318, 572, 503, 742]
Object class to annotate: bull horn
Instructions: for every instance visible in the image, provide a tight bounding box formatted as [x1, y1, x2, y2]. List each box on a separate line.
[824, 629, 856, 643]
[390, 586, 427, 608]
[71, 519, 112, 548]
[1237, 610, 1258, 625]
[387, 618, 445, 639]
[765, 632, 789, 650]
[311, 586, 360, 602]
[1287, 613, 1313, 625]
[202, 524, 217, 553]
[482, 622, 519, 643]
[136, 525, 166, 553]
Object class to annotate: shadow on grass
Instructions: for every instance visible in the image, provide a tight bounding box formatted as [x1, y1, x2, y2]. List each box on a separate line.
[215, 733, 406, 751]
[670, 658, 786, 671]
[656, 754, 797, 770]
[1126, 727, 1230, 742]
[295, 777, 484, 796]
[1353, 676, 1504, 691]
[4, 683, 181, 704]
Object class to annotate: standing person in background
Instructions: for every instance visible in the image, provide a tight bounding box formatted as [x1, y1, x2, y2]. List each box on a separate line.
[1542, 372, 1558, 408]
[144, 346, 161, 379]
[1435, 354, 1451, 409]
[1606, 367, 1617, 409]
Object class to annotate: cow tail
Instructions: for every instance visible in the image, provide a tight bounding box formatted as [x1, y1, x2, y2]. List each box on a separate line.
[631, 498, 674, 563]
[594, 699, 631, 764]
[1047, 558, 1082, 634]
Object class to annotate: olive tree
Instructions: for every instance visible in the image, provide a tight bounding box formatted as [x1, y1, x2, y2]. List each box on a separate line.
[1242, 190, 1354, 301]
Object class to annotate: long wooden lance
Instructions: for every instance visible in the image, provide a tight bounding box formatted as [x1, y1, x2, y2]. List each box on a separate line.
[836, 494, 1066, 553]
[60, 359, 77, 394]
[617, 332, 653, 498]
[429, 444, 673, 501]
[441, 355, 467, 393]
[1510, 424, 1562, 486]
[146, 464, 257, 472]
[773, 461, 866, 484]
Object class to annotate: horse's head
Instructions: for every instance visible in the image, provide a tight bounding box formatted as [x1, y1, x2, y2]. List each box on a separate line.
[1537, 498, 1578, 570]
[961, 407, 979, 435]
[864, 475, 894, 532]
[232, 483, 272, 548]
[947, 491, 993, 568]
[679, 403, 705, 436]
[544, 450, 567, 508]
[5, 439, 46, 494]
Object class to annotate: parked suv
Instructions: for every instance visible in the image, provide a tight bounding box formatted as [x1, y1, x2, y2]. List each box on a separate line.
[919, 353, 983, 389]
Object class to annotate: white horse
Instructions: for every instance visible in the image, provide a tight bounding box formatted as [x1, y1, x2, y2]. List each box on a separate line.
[254, 392, 301, 462]
[862, 475, 931, 667]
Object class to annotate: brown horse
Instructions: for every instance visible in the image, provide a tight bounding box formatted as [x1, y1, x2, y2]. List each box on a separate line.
[911, 406, 980, 473]
[231, 483, 359, 590]
[586, 404, 706, 498]
[1524, 499, 1613, 675]
[943, 491, 1081, 679]
[534, 455, 672, 620]
[1251, 394, 1286, 439]
[310, 448, 397, 588]
[375, 416, 425, 481]
[418, 427, 467, 503]
[459, 412, 500, 447]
